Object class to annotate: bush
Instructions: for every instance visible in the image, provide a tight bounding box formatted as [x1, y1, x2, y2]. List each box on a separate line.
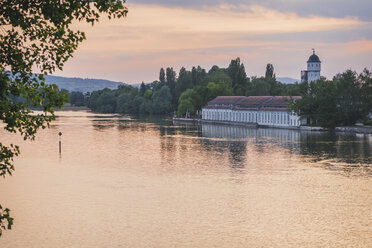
[363, 118, 372, 126]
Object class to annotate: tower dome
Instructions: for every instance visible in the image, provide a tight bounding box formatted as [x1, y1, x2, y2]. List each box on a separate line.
[307, 50, 321, 63]
[301, 49, 322, 83]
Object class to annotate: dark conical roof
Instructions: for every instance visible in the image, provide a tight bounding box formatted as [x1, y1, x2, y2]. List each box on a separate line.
[307, 52, 321, 63]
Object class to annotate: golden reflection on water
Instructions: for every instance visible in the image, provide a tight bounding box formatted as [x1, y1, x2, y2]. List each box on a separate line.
[0, 111, 371, 247]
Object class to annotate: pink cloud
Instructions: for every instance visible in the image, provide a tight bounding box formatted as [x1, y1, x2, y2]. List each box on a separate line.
[52, 4, 371, 83]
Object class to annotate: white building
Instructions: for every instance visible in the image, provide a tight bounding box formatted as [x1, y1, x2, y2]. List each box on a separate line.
[301, 49, 321, 83]
[201, 52, 323, 128]
[202, 96, 304, 128]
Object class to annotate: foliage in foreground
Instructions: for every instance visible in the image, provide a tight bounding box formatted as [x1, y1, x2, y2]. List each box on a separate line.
[0, 0, 127, 237]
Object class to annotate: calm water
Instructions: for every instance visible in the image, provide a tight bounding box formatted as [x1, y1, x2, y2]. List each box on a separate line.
[0, 111, 371, 248]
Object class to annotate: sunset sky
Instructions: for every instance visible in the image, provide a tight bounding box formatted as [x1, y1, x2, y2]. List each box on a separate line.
[55, 0, 372, 84]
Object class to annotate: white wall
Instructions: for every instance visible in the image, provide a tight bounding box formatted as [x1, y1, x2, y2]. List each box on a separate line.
[202, 108, 301, 127]
[307, 62, 321, 82]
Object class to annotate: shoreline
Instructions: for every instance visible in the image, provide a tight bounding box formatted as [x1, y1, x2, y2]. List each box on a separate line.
[173, 117, 372, 134]
[57, 106, 90, 111]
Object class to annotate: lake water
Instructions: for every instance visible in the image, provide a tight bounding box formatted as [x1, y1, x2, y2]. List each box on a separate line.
[0, 111, 371, 247]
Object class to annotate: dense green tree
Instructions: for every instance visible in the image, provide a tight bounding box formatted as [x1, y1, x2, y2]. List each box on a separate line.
[265, 64, 275, 79]
[177, 79, 233, 116]
[290, 69, 372, 128]
[334, 69, 372, 125]
[115, 85, 141, 114]
[0, 0, 127, 236]
[69, 91, 85, 106]
[268, 78, 284, 96]
[179, 88, 198, 104]
[166, 67, 177, 86]
[204, 70, 232, 87]
[246, 64, 297, 96]
[166, 67, 177, 105]
[97, 90, 116, 113]
[246, 77, 270, 96]
[116, 84, 137, 96]
[177, 98, 195, 116]
[159, 68, 166, 84]
[152, 85, 172, 114]
[205, 81, 233, 103]
[291, 79, 339, 127]
[143, 89, 152, 100]
[139, 82, 147, 96]
[191, 66, 207, 86]
[178, 88, 199, 115]
[87, 89, 109, 112]
[150, 80, 165, 92]
[84, 92, 91, 101]
[131, 95, 145, 114]
[227, 57, 248, 95]
[116, 92, 132, 114]
[87, 83, 174, 116]
[359, 69, 372, 114]
[175, 67, 192, 100]
[139, 98, 153, 114]
[208, 65, 220, 75]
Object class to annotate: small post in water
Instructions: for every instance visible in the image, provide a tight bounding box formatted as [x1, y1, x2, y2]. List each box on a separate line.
[58, 131, 62, 154]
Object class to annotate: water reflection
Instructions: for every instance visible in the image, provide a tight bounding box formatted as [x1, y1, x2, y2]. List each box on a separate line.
[85, 115, 372, 176]
[299, 131, 372, 176]
[1, 111, 371, 248]
[199, 123, 372, 175]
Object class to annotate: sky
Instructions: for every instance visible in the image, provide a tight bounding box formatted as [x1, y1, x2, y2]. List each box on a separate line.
[55, 0, 372, 84]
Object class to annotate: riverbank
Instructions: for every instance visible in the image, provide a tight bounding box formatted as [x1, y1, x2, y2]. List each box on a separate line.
[58, 105, 90, 111]
[173, 117, 372, 134]
[335, 126, 372, 134]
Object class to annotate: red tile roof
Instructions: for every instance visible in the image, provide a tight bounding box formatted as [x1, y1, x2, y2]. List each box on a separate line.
[207, 96, 246, 105]
[262, 96, 301, 107]
[237, 96, 272, 107]
[203, 105, 232, 109]
[204, 96, 301, 110]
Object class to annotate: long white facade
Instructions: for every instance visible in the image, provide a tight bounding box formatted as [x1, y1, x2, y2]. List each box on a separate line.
[201, 96, 303, 128]
[202, 108, 301, 127]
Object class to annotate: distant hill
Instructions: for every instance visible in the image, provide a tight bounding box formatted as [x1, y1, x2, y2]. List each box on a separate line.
[276, 77, 299, 84]
[42, 75, 298, 92]
[130, 82, 152, 88]
[45, 75, 126, 92]
[130, 83, 143, 88]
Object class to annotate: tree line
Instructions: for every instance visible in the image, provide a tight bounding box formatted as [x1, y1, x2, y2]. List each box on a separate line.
[84, 58, 299, 116]
[290, 69, 372, 128]
[60, 59, 372, 128]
